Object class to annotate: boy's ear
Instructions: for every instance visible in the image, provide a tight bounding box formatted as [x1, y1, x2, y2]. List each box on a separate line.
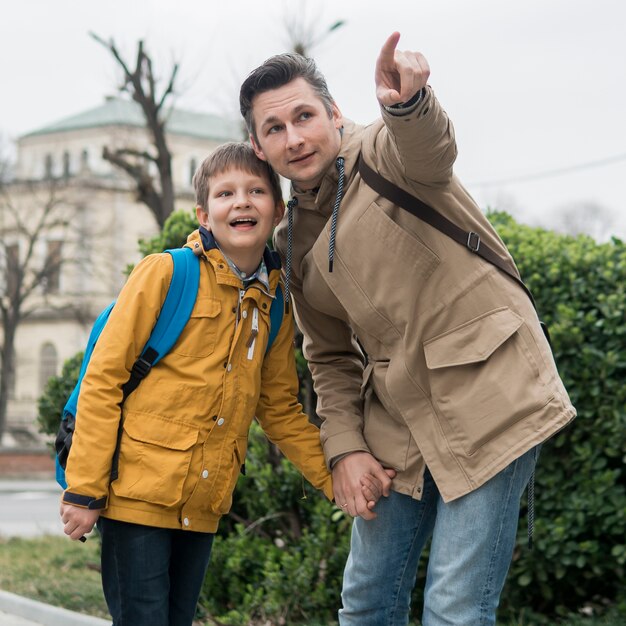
[196, 205, 211, 230]
[250, 134, 267, 161]
[273, 199, 285, 226]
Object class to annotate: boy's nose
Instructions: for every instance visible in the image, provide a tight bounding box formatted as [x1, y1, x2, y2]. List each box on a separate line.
[233, 192, 250, 207]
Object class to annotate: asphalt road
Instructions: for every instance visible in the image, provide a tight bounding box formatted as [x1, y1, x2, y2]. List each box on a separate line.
[0, 480, 64, 538]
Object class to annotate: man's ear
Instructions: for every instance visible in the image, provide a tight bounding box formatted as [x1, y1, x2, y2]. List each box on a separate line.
[250, 134, 267, 161]
[273, 199, 285, 226]
[196, 205, 211, 230]
[332, 102, 343, 129]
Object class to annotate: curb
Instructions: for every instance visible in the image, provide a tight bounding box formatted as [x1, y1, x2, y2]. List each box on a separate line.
[0, 590, 110, 626]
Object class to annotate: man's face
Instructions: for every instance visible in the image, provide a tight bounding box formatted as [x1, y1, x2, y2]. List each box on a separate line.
[249, 78, 343, 191]
[196, 167, 283, 271]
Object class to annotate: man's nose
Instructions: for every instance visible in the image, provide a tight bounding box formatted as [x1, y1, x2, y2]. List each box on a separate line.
[285, 125, 304, 150]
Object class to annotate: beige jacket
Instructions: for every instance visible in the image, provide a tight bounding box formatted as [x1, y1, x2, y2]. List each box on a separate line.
[274, 87, 575, 502]
[64, 229, 333, 532]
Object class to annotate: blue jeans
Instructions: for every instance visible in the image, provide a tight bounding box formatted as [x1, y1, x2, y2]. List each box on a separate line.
[97, 517, 214, 626]
[339, 446, 539, 626]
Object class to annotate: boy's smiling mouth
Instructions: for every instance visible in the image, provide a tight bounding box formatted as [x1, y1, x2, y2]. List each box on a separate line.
[230, 217, 258, 229]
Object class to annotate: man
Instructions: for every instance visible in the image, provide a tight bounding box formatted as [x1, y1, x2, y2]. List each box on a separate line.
[239, 32, 575, 625]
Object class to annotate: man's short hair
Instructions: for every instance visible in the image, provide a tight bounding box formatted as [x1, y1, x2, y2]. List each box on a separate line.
[239, 53, 335, 141]
[193, 142, 282, 212]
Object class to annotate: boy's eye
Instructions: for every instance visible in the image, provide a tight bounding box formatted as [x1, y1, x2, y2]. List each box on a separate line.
[217, 190, 232, 197]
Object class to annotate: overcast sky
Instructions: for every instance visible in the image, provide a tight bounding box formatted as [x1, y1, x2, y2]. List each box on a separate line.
[2, 0, 625, 237]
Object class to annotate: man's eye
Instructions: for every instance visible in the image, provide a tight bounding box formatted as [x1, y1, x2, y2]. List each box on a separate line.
[268, 125, 282, 134]
[299, 112, 312, 121]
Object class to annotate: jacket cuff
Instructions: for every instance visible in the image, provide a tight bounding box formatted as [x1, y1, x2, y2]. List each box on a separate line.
[323, 431, 370, 470]
[382, 87, 424, 116]
[63, 491, 108, 510]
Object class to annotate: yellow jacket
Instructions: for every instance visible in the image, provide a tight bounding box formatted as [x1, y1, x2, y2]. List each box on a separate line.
[63, 229, 333, 532]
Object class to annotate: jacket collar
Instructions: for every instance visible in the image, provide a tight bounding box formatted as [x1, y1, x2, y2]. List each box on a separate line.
[193, 226, 282, 273]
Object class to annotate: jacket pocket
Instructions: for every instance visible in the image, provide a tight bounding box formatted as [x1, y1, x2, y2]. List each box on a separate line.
[111, 412, 198, 507]
[424, 307, 552, 455]
[212, 436, 248, 515]
[171, 297, 221, 358]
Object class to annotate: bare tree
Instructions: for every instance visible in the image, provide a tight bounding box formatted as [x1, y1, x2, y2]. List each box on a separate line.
[282, 1, 346, 57]
[91, 33, 179, 229]
[0, 179, 82, 442]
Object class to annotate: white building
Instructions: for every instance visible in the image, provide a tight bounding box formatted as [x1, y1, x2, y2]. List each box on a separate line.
[1, 97, 242, 443]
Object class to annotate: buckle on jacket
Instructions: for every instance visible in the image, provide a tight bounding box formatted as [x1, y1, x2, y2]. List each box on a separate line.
[467, 231, 481, 252]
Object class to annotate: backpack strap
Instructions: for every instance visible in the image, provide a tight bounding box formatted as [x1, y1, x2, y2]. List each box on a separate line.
[109, 247, 200, 482]
[121, 247, 200, 398]
[265, 283, 284, 355]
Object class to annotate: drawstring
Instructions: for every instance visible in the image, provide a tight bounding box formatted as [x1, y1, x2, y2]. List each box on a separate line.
[328, 156, 345, 272]
[527, 470, 535, 549]
[284, 156, 344, 310]
[284, 197, 297, 313]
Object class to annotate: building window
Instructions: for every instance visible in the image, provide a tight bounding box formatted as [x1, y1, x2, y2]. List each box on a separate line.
[39, 343, 58, 393]
[63, 151, 71, 178]
[189, 158, 197, 186]
[44, 154, 54, 179]
[43, 240, 63, 294]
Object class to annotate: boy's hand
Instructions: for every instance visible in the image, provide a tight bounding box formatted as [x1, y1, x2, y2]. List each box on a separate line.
[361, 471, 396, 511]
[375, 32, 430, 107]
[60, 501, 100, 541]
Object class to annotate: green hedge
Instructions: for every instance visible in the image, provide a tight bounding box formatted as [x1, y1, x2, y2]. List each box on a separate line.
[38, 210, 626, 623]
[489, 212, 626, 619]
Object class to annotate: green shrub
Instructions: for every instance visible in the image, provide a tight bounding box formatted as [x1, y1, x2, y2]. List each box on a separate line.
[488, 212, 626, 618]
[37, 350, 84, 439]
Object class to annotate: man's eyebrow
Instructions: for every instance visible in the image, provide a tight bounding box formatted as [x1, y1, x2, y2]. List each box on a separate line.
[260, 104, 310, 129]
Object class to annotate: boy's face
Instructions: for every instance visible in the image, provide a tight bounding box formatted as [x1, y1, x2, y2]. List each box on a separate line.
[249, 77, 343, 191]
[196, 167, 284, 272]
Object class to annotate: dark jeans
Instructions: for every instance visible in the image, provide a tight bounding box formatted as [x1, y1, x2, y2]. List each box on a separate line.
[97, 517, 214, 626]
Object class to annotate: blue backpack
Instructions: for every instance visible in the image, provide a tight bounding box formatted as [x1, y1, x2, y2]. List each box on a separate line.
[54, 247, 284, 489]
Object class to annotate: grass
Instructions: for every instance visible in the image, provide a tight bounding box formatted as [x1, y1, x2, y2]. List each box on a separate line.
[0, 535, 623, 625]
[0, 534, 109, 619]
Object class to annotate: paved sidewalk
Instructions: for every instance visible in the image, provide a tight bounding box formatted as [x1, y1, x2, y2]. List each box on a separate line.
[0, 591, 109, 626]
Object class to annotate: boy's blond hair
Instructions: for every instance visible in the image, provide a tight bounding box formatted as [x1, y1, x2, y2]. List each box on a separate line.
[193, 142, 282, 212]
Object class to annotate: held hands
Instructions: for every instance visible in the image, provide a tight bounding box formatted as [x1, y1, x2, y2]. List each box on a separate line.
[375, 32, 430, 107]
[333, 451, 396, 520]
[60, 500, 100, 541]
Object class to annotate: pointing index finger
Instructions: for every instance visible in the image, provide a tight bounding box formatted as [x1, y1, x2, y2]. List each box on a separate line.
[378, 31, 401, 67]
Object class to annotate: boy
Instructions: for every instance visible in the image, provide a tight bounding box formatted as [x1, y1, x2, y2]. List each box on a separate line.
[59, 143, 381, 626]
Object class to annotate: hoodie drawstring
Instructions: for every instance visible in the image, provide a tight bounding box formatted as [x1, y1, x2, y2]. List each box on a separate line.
[284, 156, 346, 310]
[528, 470, 535, 549]
[328, 156, 345, 272]
[284, 197, 297, 313]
